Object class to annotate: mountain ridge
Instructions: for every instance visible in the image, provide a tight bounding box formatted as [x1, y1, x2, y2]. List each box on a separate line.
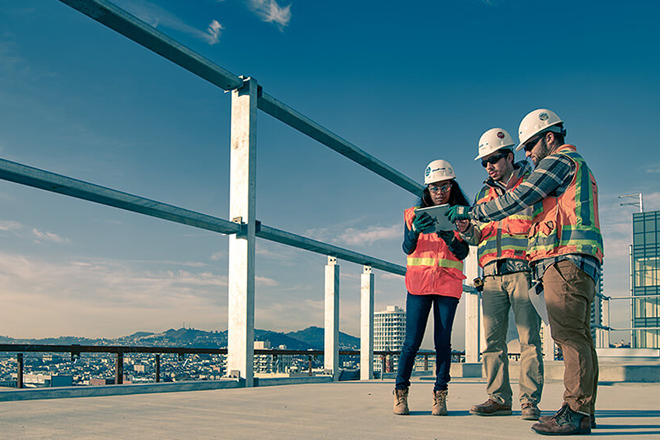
[0, 326, 360, 350]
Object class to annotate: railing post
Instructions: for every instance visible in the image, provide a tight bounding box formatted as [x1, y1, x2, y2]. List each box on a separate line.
[228, 76, 258, 387]
[424, 354, 429, 371]
[115, 351, 124, 384]
[17, 353, 23, 389]
[324, 256, 340, 380]
[360, 265, 374, 380]
[155, 354, 161, 383]
[464, 248, 482, 363]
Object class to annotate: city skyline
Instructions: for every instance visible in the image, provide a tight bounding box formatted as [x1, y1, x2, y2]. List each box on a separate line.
[0, 1, 659, 348]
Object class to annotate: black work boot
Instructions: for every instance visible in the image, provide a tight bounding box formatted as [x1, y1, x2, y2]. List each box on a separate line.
[531, 404, 591, 436]
[539, 412, 596, 428]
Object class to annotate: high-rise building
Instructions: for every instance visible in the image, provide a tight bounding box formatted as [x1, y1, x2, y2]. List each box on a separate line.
[374, 305, 406, 372]
[631, 210, 660, 348]
[374, 305, 406, 351]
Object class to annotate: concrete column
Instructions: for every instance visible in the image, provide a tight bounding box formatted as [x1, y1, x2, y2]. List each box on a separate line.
[542, 322, 556, 361]
[464, 247, 481, 363]
[324, 256, 340, 380]
[227, 77, 258, 387]
[360, 265, 374, 380]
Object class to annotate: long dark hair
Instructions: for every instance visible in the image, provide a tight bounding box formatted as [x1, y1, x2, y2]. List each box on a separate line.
[417, 179, 470, 208]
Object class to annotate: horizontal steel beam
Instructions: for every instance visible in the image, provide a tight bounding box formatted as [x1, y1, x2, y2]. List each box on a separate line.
[258, 224, 406, 276]
[58, 0, 243, 91]
[258, 93, 424, 196]
[57, 0, 423, 196]
[0, 158, 405, 275]
[0, 158, 241, 235]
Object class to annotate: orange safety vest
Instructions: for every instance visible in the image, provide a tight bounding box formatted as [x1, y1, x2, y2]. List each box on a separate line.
[475, 165, 533, 268]
[404, 207, 466, 298]
[527, 145, 604, 263]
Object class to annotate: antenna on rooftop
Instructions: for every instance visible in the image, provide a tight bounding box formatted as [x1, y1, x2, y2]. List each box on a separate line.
[619, 193, 643, 213]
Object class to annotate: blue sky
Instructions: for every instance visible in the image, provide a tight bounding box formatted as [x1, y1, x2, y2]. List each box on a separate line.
[0, 0, 658, 348]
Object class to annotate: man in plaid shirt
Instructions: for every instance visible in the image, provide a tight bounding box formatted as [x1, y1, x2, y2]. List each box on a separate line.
[449, 109, 603, 436]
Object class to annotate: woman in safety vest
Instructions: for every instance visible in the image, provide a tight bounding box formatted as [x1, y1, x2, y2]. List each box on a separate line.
[393, 159, 470, 416]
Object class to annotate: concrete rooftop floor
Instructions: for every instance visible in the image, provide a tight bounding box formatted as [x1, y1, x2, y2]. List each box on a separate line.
[1, 378, 659, 439]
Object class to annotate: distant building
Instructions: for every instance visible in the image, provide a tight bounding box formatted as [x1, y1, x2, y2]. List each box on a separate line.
[374, 305, 406, 372]
[631, 210, 660, 348]
[254, 340, 273, 373]
[591, 265, 607, 348]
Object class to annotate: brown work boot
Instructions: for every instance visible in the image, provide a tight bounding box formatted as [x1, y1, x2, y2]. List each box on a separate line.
[432, 389, 448, 416]
[521, 402, 540, 420]
[531, 404, 591, 435]
[470, 398, 512, 416]
[539, 412, 596, 428]
[393, 388, 410, 415]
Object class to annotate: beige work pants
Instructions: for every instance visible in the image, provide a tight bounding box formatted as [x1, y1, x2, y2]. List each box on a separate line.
[543, 260, 598, 415]
[482, 271, 544, 406]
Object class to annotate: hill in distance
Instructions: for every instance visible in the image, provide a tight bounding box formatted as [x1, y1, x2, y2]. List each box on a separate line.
[0, 326, 360, 350]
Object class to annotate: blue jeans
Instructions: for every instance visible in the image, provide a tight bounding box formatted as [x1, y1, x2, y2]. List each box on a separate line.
[395, 293, 459, 391]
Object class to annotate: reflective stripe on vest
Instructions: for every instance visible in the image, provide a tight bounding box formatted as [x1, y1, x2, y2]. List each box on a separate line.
[475, 170, 532, 268]
[527, 145, 604, 263]
[406, 257, 464, 271]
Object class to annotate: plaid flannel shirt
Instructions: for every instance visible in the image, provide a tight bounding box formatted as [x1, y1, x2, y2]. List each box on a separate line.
[470, 153, 601, 284]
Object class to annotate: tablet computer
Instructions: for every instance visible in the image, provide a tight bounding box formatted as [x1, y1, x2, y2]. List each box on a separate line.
[414, 204, 456, 232]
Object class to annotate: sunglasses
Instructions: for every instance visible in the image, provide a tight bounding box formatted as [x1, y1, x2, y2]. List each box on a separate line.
[481, 152, 509, 168]
[523, 134, 545, 152]
[428, 183, 451, 194]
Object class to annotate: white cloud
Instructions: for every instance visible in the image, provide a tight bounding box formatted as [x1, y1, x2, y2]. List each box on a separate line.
[114, 0, 224, 45]
[256, 276, 279, 287]
[306, 223, 400, 247]
[0, 42, 25, 76]
[0, 252, 229, 338]
[0, 220, 22, 231]
[204, 20, 224, 45]
[645, 163, 660, 174]
[31, 228, 69, 244]
[255, 298, 323, 332]
[210, 251, 226, 261]
[247, 0, 291, 29]
[381, 272, 404, 281]
[336, 224, 400, 246]
[643, 192, 660, 211]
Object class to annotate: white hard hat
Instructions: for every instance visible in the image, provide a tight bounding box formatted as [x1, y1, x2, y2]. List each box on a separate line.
[424, 159, 456, 185]
[475, 128, 515, 160]
[516, 108, 565, 151]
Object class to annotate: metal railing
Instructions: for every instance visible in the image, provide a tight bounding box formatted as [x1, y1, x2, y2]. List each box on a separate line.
[0, 344, 462, 389]
[0, 0, 430, 388]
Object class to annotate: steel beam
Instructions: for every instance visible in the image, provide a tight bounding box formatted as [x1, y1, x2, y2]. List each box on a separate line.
[257, 225, 406, 276]
[0, 158, 406, 275]
[258, 93, 424, 196]
[58, 0, 242, 91]
[58, 1, 422, 195]
[227, 77, 258, 387]
[0, 158, 241, 235]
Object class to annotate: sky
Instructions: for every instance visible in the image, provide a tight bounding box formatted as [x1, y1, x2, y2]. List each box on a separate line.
[0, 0, 659, 349]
